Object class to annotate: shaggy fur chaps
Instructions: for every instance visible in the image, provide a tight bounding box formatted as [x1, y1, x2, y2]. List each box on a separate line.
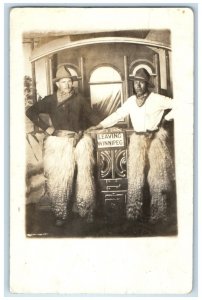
[127, 127, 175, 223]
[43, 134, 95, 221]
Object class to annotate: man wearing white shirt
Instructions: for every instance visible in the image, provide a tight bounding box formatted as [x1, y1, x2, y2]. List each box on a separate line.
[90, 68, 175, 224]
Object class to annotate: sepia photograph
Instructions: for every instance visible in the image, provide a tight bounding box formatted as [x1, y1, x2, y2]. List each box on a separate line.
[24, 26, 177, 238]
[9, 6, 194, 294]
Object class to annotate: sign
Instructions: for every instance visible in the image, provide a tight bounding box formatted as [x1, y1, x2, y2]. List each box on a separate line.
[97, 132, 125, 149]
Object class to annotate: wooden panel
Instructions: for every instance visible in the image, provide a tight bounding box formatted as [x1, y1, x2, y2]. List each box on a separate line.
[103, 192, 127, 223]
[99, 178, 128, 191]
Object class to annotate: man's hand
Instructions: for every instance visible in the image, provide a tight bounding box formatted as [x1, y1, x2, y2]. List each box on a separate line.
[86, 126, 98, 132]
[164, 110, 174, 121]
[45, 126, 55, 135]
[86, 124, 104, 133]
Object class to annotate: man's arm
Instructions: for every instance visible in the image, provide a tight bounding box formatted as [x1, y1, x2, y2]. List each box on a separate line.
[85, 96, 132, 131]
[161, 95, 175, 121]
[99, 97, 132, 128]
[26, 97, 53, 133]
[164, 110, 174, 121]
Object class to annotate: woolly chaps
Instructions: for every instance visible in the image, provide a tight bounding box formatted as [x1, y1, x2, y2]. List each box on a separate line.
[43, 134, 95, 221]
[127, 128, 175, 223]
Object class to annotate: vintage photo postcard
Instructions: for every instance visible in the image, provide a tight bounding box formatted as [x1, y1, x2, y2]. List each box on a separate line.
[10, 7, 194, 294]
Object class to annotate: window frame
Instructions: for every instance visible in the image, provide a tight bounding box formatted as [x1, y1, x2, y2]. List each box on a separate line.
[89, 64, 128, 126]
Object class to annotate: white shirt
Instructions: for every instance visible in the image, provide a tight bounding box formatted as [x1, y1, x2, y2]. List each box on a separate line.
[100, 92, 174, 132]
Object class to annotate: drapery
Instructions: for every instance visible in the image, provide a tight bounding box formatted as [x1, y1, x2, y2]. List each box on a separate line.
[90, 83, 122, 119]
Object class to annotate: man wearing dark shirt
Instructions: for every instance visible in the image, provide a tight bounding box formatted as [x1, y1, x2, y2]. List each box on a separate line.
[26, 65, 100, 226]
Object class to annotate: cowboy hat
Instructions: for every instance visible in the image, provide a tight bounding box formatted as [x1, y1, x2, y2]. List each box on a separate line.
[53, 65, 79, 83]
[129, 68, 155, 87]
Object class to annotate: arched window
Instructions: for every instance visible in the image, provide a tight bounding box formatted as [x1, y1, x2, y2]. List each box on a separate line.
[89, 66, 124, 120]
[132, 64, 153, 76]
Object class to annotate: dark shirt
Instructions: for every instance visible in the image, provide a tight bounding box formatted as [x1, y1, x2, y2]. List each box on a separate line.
[26, 91, 101, 132]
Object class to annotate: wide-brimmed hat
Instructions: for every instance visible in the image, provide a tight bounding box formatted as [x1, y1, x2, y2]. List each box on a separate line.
[53, 65, 79, 83]
[129, 68, 155, 87]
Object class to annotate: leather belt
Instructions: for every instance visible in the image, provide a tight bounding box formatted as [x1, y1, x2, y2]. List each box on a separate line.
[53, 130, 83, 147]
[135, 129, 158, 138]
[53, 130, 76, 137]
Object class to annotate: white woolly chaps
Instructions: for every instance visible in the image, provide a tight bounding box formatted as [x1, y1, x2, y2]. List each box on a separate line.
[127, 128, 175, 222]
[43, 134, 95, 220]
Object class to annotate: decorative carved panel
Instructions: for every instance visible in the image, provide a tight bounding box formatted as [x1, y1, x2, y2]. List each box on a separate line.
[96, 129, 128, 222]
